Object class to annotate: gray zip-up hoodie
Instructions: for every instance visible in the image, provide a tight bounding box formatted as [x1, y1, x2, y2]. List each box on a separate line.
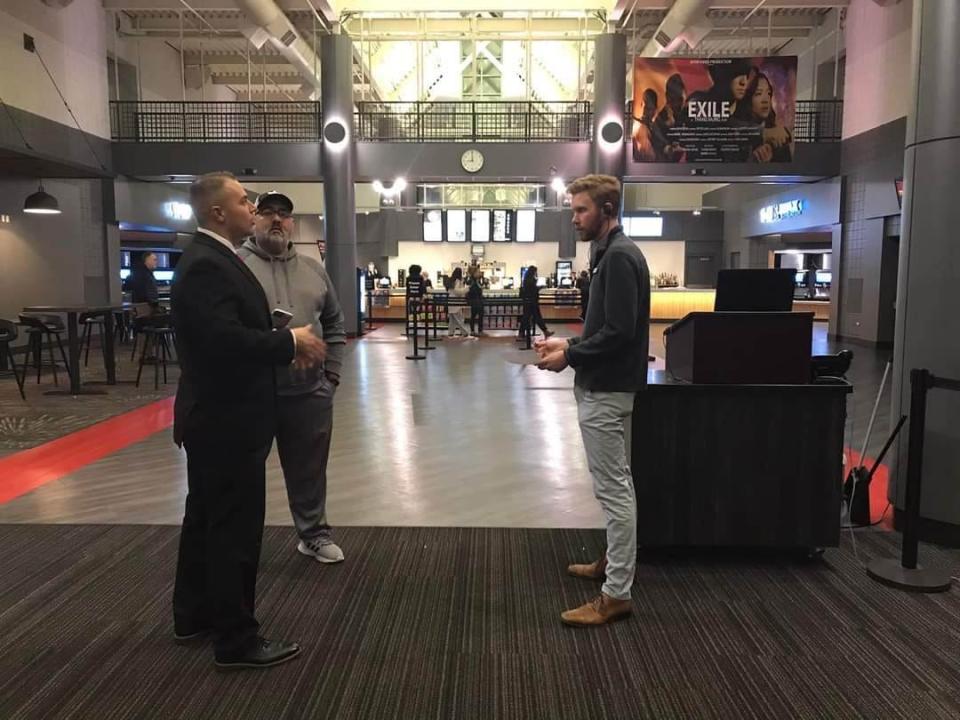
[238, 238, 346, 396]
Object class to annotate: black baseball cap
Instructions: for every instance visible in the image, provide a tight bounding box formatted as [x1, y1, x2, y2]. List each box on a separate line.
[255, 191, 294, 213]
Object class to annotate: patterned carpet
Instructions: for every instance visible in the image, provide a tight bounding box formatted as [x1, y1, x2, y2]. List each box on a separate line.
[0, 351, 177, 458]
[1, 525, 959, 719]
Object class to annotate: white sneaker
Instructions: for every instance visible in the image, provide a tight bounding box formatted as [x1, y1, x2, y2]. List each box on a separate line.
[297, 538, 345, 564]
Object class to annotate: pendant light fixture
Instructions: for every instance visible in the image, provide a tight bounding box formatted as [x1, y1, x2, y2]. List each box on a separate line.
[23, 182, 61, 215]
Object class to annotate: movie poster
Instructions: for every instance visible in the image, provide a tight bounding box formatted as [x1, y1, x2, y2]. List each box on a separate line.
[631, 56, 797, 164]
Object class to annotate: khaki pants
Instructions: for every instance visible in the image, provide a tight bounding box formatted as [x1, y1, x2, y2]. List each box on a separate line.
[574, 385, 637, 600]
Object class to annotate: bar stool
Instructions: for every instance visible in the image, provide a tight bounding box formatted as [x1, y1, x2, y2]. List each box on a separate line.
[18, 313, 70, 386]
[78, 312, 105, 366]
[0, 319, 26, 400]
[135, 316, 175, 390]
[129, 303, 157, 361]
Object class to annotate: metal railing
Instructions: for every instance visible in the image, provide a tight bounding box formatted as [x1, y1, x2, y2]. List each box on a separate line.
[110, 101, 321, 142]
[793, 100, 843, 142]
[624, 99, 843, 144]
[354, 101, 593, 142]
[110, 98, 841, 144]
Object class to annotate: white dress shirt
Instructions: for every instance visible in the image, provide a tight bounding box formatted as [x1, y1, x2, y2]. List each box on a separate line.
[196, 227, 238, 254]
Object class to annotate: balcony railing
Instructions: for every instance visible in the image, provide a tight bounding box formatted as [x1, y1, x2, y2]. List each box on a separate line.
[110, 101, 321, 142]
[110, 99, 840, 145]
[793, 100, 842, 142]
[354, 101, 593, 142]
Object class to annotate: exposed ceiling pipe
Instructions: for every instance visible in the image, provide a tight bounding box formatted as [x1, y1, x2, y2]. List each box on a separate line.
[234, 0, 323, 99]
[640, 0, 712, 57]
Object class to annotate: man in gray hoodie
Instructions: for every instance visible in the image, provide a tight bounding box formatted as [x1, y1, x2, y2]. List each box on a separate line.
[239, 191, 347, 564]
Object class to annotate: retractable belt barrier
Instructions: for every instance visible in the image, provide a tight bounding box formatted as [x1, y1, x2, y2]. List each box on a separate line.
[866, 368, 960, 593]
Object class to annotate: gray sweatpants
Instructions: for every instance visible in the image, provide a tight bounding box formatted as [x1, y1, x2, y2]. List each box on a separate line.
[276, 384, 335, 541]
[574, 385, 637, 600]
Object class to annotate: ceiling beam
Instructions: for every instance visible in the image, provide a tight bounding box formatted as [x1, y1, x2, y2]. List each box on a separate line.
[341, 16, 604, 39]
[609, 0, 846, 8]
[104, 0, 328, 9]
[212, 72, 304, 84]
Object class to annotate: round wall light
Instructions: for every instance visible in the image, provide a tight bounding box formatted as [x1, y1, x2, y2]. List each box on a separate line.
[600, 121, 624, 144]
[323, 120, 348, 148]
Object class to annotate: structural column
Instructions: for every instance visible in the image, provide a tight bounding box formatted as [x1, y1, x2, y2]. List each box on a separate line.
[320, 33, 358, 335]
[890, 0, 960, 535]
[591, 33, 627, 180]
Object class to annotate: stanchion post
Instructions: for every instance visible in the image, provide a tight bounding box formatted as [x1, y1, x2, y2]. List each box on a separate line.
[405, 299, 425, 361]
[866, 367, 952, 592]
[422, 295, 434, 351]
[525, 301, 533, 350]
[901, 368, 931, 569]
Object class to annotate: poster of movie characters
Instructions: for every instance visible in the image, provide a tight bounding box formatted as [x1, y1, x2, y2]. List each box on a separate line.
[631, 56, 797, 164]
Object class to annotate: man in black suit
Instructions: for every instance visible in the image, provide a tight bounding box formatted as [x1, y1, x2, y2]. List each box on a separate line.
[171, 171, 327, 669]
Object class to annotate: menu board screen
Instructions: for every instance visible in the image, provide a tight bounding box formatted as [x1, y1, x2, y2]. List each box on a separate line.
[516, 209, 536, 242]
[423, 210, 443, 242]
[470, 210, 490, 243]
[447, 209, 467, 242]
[492, 210, 509, 242]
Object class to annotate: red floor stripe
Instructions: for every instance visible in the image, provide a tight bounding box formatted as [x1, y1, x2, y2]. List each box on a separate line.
[0, 397, 174, 505]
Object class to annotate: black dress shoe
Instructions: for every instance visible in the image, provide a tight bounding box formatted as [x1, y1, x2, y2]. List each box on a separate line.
[173, 627, 213, 645]
[214, 636, 302, 670]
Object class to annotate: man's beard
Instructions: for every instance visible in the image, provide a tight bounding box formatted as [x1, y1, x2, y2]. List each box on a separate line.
[578, 217, 605, 242]
[257, 231, 288, 255]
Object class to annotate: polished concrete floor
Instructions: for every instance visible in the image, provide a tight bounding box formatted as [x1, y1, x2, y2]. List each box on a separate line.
[0, 322, 891, 529]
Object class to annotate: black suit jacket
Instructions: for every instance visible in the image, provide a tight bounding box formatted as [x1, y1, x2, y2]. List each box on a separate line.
[172, 232, 296, 449]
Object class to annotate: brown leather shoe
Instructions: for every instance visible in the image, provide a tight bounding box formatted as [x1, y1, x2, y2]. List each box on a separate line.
[567, 554, 607, 581]
[561, 593, 632, 626]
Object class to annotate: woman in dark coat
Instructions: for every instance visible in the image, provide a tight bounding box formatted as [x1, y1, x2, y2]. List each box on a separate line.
[517, 266, 553, 340]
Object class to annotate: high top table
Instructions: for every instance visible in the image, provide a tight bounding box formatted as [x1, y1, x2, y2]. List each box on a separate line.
[22, 304, 123, 396]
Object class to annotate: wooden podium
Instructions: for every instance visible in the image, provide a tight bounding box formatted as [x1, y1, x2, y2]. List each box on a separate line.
[664, 312, 814, 384]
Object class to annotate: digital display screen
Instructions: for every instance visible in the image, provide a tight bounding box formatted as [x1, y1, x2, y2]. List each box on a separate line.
[536, 276, 547, 288]
[623, 216, 663, 237]
[120, 269, 131, 280]
[423, 210, 443, 242]
[492, 210, 509, 242]
[516, 209, 535, 242]
[815, 271, 832, 284]
[794, 271, 807, 284]
[470, 210, 490, 243]
[447, 209, 467, 242]
[154, 270, 175, 282]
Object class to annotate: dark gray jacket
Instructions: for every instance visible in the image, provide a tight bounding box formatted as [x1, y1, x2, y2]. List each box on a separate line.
[565, 227, 651, 392]
[238, 238, 346, 396]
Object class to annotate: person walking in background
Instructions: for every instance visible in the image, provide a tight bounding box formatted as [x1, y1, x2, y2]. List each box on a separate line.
[466, 266, 485, 336]
[575, 269, 591, 321]
[444, 267, 474, 338]
[172, 172, 327, 669]
[238, 190, 347, 566]
[536, 174, 650, 628]
[518, 265, 553, 340]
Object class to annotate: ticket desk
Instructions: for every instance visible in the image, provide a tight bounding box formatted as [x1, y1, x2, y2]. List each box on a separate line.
[632, 312, 851, 551]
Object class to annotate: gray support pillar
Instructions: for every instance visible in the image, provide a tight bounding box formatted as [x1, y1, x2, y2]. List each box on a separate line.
[889, 0, 960, 533]
[321, 34, 358, 335]
[591, 33, 627, 180]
